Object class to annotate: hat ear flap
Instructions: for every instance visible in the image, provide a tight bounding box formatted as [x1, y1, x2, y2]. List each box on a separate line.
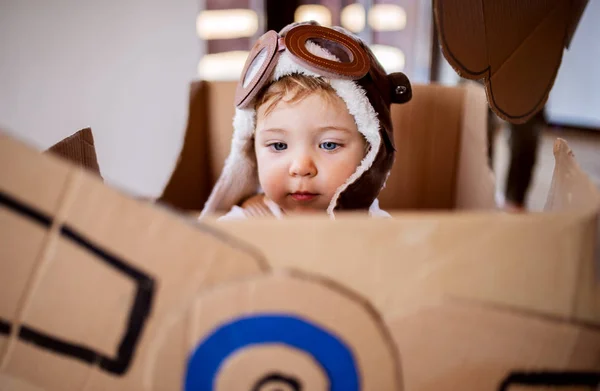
[388, 72, 412, 104]
[200, 109, 260, 218]
[200, 154, 259, 218]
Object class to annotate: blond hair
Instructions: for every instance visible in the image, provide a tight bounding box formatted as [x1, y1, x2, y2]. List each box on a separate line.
[252, 73, 368, 154]
[254, 73, 340, 116]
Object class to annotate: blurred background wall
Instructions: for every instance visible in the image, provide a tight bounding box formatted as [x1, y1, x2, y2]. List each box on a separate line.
[545, 0, 600, 130]
[0, 0, 199, 196]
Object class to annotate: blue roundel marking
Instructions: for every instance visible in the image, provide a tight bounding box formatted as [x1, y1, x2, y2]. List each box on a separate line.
[185, 314, 359, 391]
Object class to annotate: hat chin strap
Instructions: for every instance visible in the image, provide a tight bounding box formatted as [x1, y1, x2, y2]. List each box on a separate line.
[325, 76, 381, 218]
[200, 41, 382, 219]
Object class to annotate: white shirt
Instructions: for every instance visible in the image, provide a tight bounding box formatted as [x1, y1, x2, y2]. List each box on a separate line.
[217, 196, 390, 221]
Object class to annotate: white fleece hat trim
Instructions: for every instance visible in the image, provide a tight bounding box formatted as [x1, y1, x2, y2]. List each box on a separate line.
[200, 40, 381, 218]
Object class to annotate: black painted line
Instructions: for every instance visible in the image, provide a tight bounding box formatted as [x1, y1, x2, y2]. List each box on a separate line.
[252, 373, 301, 391]
[1, 189, 155, 375]
[60, 226, 149, 281]
[0, 318, 12, 335]
[0, 191, 52, 227]
[499, 371, 600, 390]
[19, 325, 98, 364]
[58, 225, 156, 375]
[99, 277, 155, 374]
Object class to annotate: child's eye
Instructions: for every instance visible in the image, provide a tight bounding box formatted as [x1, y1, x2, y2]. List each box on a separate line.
[320, 141, 340, 151]
[268, 142, 287, 151]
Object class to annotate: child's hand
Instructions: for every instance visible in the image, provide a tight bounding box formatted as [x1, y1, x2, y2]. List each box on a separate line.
[241, 194, 276, 218]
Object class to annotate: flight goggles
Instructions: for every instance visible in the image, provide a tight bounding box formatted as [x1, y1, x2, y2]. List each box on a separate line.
[234, 24, 376, 109]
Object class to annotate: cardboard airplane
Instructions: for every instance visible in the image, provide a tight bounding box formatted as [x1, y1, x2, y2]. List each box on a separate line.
[433, 0, 590, 124]
[2, 88, 599, 391]
[1, 1, 599, 390]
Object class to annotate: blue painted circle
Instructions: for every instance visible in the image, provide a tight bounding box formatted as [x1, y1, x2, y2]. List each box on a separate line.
[185, 314, 359, 391]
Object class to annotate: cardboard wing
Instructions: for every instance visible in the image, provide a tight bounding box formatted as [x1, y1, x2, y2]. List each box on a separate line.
[1, 130, 599, 390]
[433, 0, 590, 124]
[0, 132, 403, 390]
[0, 131, 268, 389]
[206, 139, 600, 390]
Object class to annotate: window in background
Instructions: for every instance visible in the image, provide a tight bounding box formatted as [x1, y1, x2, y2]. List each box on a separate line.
[196, 9, 259, 40]
[196, 0, 266, 81]
[197, 51, 252, 81]
[341, 3, 366, 33]
[306, 0, 432, 82]
[297, 0, 343, 26]
[369, 1, 420, 80]
[294, 4, 333, 26]
[369, 3, 407, 31]
[370, 44, 405, 73]
[196, 0, 432, 83]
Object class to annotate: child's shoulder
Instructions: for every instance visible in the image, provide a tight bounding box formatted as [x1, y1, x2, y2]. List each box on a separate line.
[368, 198, 391, 218]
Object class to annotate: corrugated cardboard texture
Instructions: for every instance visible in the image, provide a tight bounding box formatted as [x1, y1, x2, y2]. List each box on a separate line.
[380, 84, 464, 210]
[159, 82, 211, 210]
[159, 81, 238, 212]
[45, 128, 102, 178]
[204, 82, 238, 186]
[433, 0, 590, 124]
[454, 81, 497, 209]
[389, 300, 600, 390]
[0, 131, 268, 390]
[158, 81, 494, 213]
[1, 131, 599, 390]
[211, 212, 600, 389]
[211, 211, 600, 326]
[149, 272, 402, 390]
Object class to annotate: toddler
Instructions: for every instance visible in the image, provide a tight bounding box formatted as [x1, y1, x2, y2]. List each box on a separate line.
[199, 21, 412, 220]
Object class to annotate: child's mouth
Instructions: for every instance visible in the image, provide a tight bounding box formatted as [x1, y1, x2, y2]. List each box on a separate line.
[290, 192, 318, 202]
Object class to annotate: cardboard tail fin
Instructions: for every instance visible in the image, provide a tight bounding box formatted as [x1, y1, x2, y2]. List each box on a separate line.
[45, 128, 102, 179]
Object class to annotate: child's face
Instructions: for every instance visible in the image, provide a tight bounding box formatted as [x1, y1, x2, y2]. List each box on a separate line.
[254, 91, 366, 214]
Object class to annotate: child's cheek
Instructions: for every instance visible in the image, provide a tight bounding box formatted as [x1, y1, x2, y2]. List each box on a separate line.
[257, 154, 287, 198]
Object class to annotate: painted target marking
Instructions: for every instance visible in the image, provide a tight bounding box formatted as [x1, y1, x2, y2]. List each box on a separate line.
[185, 314, 359, 391]
[149, 272, 401, 390]
[251, 373, 302, 391]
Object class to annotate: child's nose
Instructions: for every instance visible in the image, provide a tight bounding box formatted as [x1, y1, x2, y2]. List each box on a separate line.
[289, 154, 317, 177]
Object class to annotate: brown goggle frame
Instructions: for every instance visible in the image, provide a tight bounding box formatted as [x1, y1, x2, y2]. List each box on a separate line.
[234, 25, 371, 109]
